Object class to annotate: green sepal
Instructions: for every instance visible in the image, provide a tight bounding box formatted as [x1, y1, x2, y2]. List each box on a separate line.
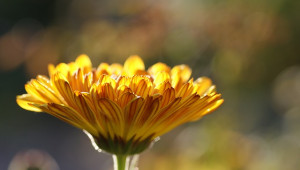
[93, 134, 154, 155]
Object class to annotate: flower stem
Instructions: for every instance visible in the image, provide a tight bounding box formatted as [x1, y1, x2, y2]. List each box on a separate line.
[113, 155, 128, 170]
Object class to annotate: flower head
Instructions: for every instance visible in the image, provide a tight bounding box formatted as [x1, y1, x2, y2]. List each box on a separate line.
[17, 55, 223, 155]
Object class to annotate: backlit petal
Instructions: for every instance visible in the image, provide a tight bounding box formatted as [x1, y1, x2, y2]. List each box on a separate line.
[193, 77, 213, 96]
[171, 64, 192, 89]
[124, 55, 145, 76]
[148, 62, 170, 76]
[16, 94, 43, 112]
[75, 54, 92, 68]
[118, 92, 136, 108]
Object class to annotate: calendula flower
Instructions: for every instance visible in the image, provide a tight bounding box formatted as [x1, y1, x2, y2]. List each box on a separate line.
[17, 55, 223, 170]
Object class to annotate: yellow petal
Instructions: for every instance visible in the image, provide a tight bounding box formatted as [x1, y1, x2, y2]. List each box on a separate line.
[161, 88, 175, 108]
[148, 62, 170, 76]
[98, 99, 123, 122]
[33, 79, 62, 103]
[135, 70, 149, 76]
[198, 98, 224, 118]
[154, 81, 172, 94]
[130, 78, 152, 98]
[133, 96, 160, 126]
[98, 74, 116, 88]
[116, 85, 132, 96]
[116, 76, 131, 88]
[110, 64, 123, 75]
[55, 63, 70, 77]
[73, 92, 96, 122]
[188, 97, 224, 121]
[176, 81, 194, 98]
[153, 72, 170, 86]
[81, 92, 97, 117]
[148, 97, 182, 128]
[206, 85, 217, 96]
[123, 97, 145, 140]
[16, 94, 43, 112]
[48, 64, 55, 76]
[25, 82, 47, 103]
[124, 97, 144, 124]
[43, 103, 98, 136]
[83, 72, 94, 92]
[68, 62, 80, 74]
[96, 63, 110, 76]
[124, 55, 145, 76]
[36, 75, 50, 85]
[97, 99, 124, 137]
[204, 98, 224, 114]
[171, 65, 192, 89]
[117, 92, 136, 108]
[75, 54, 92, 68]
[179, 93, 200, 107]
[194, 77, 213, 96]
[51, 73, 74, 106]
[132, 97, 161, 140]
[97, 83, 117, 101]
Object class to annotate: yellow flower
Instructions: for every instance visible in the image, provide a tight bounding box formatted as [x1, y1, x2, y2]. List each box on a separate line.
[16, 55, 223, 155]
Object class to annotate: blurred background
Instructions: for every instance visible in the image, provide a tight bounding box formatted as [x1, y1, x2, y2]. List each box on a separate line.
[1, 0, 300, 169]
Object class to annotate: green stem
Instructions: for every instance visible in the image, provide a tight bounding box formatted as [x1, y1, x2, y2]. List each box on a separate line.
[113, 155, 128, 170]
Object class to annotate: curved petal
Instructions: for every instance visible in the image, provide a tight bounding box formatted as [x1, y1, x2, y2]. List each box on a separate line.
[38, 103, 98, 136]
[116, 76, 131, 88]
[130, 77, 152, 98]
[124, 55, 145, 76]
[117, 92, 137, 108]
[75, 54, 92, 68]
[154, 81, 172, 94]
[96, 63, 110, 76]
[153, 72, 170, 86]
[148, 62, 170, 76]
[98, 75, 116, 88]
[110, 64, 123, 75]
[48, 64, 55, 76]
[176, 80, 194, 98]
[190, 98, 224, 121]
[54, 63, 70, 77]
[193, 77, 213, 96]
[97, 83, 117, 101]
[132, 97, 161, 140]
[171, 64, 192, 89]
[25, 82, 48, 103]
[116, 85, 133, 96]
[123, 97, 145, 140]
[16, 94, 43, 112]
[97, 98, 124, 137]
[51, 72, 74, 106]
[160, 88, 175, 108]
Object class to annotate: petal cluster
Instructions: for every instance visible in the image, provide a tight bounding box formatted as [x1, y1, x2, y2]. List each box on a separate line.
[17, 54, 223, 154]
